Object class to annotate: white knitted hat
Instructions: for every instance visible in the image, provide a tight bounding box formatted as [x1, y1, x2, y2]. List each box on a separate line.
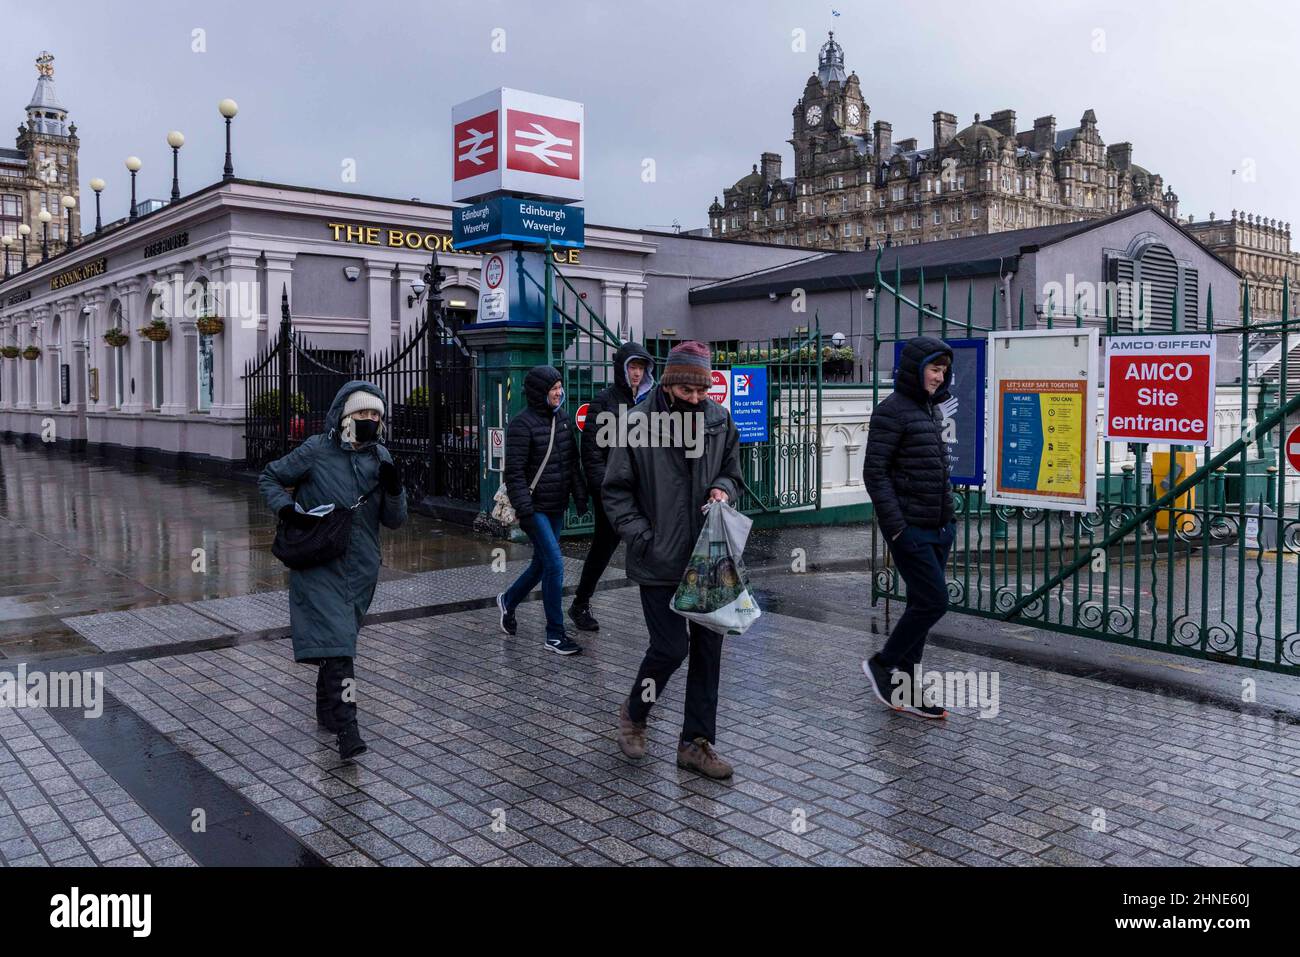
[342, 389, 386, 419]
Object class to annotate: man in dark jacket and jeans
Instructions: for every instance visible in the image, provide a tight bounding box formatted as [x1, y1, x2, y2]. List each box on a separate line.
[603, 341, 744, 779]
[570, 341, 655, 631]
[862, 336, 957, 719]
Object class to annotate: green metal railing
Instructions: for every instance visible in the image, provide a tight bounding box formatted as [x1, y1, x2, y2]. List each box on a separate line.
[869, 249, 1300, 674]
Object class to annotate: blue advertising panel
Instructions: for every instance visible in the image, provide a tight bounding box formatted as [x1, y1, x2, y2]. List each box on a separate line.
[893, 337, 986, 485]
[453, 196, 585, 250]
[730, 365, 768, 443]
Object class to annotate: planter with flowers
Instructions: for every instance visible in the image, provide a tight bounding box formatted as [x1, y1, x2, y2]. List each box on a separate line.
[196, 314, 225, 336]
[822, 346, 857, 379]
[0, 345, 19, 359]
[103, 328, 129, 348]
[21, 346, 41, 361]
[139, 319, 172, 343]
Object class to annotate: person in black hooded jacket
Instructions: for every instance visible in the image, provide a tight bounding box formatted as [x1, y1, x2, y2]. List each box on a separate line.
[569, 341, 656, 631]
[861, 335, 957, 719]
[497, 365, 589, 656]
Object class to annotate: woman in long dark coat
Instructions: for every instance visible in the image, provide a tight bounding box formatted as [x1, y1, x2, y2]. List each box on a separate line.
[259, 380, 407, 760]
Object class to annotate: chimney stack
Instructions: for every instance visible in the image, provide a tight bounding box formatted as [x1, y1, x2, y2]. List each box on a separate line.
[1032, 115, 1056, 153]
[873, 120, 892, 168]
[932, 111, 957, 151]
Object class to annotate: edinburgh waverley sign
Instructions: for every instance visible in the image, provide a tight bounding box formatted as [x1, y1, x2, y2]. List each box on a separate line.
[452, 196, 585, 250]
[50, 257, 108, 291]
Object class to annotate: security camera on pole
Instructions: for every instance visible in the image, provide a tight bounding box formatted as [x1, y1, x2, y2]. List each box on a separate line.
[448, 88, 586, 525]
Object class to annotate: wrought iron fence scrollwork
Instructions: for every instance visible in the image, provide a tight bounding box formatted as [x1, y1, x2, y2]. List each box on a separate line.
[242, 301, 478, 505]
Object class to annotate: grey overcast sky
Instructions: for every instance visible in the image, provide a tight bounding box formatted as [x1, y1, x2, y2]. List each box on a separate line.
[6, 0, 1298, 233]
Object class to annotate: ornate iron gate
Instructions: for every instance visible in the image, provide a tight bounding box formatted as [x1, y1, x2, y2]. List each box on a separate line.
[868, 252, 1300, 674]
[243, 287, 478, 504]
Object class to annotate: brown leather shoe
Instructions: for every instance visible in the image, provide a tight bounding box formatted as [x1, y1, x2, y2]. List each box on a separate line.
[677, 737, 734, 779]
[617, 700, 646, 759]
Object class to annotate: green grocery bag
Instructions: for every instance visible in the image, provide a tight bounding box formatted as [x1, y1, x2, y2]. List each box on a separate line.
[670, 501, 762, 636]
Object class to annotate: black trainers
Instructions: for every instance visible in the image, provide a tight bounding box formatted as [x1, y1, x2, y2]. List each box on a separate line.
[545, 633, 583, 656]
[496, 592, 516, 636]
[337, 722, 367, 761]
[895, 664, 948, 719]
[862, 655, 901, 711]
[569, 602, 600, 632]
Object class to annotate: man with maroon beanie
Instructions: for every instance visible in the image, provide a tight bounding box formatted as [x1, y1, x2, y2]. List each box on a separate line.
[602, 341, 744, 779]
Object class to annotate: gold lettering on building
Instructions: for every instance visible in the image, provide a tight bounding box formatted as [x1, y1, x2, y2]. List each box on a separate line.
[326, 220, 578, 263]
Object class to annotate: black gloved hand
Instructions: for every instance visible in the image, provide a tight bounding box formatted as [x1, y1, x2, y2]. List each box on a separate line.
[278, 505, 321, 530]
[379, 460, 402, 495]
[518, 513, 538, 535]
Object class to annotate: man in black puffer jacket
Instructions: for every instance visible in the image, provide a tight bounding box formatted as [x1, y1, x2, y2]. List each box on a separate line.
[570, 341, 656, 631]
[862, 335, 957, 719]
[498, 365, 589, 656]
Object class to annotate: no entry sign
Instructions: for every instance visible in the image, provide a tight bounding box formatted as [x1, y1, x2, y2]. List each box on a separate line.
[1104, 334, 1216, 445]
[575, 402, 589, 432]
[707, 369, 729, 409]
[1287, 425, 1300, 474]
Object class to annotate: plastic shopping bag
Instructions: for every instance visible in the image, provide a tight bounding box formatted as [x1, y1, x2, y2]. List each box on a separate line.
[670, 501, 762, 636]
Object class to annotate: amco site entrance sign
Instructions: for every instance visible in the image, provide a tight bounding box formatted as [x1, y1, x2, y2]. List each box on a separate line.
[1103, 334, 1216, 445]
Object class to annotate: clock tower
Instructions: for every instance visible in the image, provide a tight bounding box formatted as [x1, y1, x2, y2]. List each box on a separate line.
[790, 33, 868, 174]
[2, 52, 80, 271]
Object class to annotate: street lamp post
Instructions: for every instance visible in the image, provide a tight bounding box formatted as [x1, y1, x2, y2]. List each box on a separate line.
[90, 178, 105, 234]
[61, 194, 76, 249]
[38, 207, 51, 261]
[18, 224, 29, 270]
[125, 156, 142, 221]
[1, 236, 12, 279]
[167, 130, 185, 202]
[219, 99, 238, 181]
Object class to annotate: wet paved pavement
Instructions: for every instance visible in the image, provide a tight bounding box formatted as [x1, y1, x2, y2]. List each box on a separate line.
[0, 443, 565, 660]
[3, 443, 1300, 867]
[5, 586, 1300, 867]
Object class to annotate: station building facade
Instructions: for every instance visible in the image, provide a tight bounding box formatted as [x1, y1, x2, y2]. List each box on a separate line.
[0, 177, 815, 470]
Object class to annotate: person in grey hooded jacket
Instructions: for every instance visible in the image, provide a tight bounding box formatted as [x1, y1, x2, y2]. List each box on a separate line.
[259, 380, 408, 760]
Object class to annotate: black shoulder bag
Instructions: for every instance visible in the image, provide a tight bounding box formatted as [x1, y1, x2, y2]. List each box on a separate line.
[271, 481, 381, 571]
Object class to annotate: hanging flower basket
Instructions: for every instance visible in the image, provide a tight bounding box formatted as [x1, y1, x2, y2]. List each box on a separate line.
[196, 315, 225, 336]
[0, 346, 19, 359]
[21, 346, 41, 361]
[139, 320, 171, 343]
[103, 328, 129, 348]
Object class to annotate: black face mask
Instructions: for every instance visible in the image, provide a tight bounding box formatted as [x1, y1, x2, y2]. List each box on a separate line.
[353, 419, 380, 443]
[669, 393, 702, 413]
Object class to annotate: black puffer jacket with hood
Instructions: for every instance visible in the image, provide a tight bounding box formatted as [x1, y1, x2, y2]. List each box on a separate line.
[863, 335, 956, 539]
[580, 341, 655, 492]
[504, 365, 588, 520]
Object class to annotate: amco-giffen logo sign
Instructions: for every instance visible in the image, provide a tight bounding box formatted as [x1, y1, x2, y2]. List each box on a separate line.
[451, 88, 584, 204]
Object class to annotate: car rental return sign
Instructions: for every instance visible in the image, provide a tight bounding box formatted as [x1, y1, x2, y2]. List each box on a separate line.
[1103, 333, 1217, 446]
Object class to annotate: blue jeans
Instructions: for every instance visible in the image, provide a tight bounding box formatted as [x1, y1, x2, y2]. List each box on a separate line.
[503, 511, 566, 641]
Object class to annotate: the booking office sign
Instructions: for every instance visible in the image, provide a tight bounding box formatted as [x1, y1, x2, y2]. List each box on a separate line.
[50, 256, 107, 291]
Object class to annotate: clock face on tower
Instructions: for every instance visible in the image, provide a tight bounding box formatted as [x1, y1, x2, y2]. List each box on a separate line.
[847, 104, 861, 126]
[805, 105, 823, 127]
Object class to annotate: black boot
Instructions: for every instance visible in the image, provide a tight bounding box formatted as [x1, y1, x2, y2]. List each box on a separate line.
[569, 601, 600, 632]
[315, 662, 339, 732]
[337, 721, 368, 761]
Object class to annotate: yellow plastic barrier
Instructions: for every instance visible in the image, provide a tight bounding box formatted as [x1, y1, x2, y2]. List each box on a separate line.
[1152, 450, 1198, 533]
